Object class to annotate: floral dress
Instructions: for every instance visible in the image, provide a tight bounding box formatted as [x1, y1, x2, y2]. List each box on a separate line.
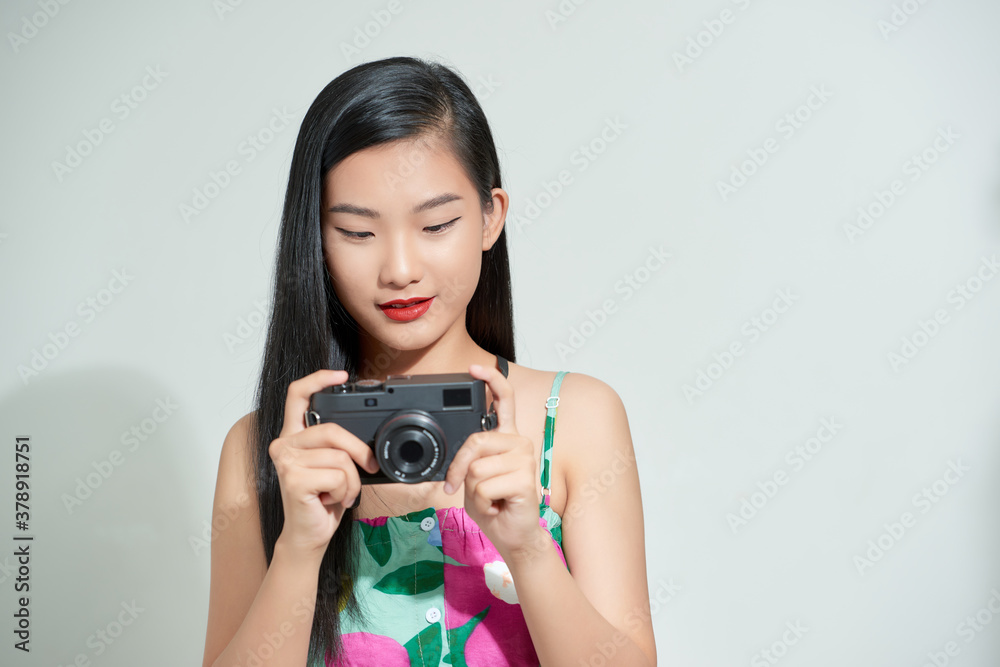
[321, 368, 570, 666]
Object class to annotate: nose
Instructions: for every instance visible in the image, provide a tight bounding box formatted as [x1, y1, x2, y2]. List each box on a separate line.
[379, 230, 424, 288]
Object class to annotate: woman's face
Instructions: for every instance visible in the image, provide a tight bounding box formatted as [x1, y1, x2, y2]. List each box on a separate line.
[321, 136, 506, 354]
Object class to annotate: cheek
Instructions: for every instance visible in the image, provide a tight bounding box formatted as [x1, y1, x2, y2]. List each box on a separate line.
[452, 255, 484, 306]
[436, 225, 484, 275]
[324, 254, 362, 306]
[429, 243, 481, 296]
[324, 243, 364, 282]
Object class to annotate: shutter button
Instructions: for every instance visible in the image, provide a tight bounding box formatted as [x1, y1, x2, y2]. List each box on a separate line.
[425, 607, 441, 623]
[420, 517, 436, 531]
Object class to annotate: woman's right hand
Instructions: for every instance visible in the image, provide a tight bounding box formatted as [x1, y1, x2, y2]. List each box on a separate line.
[269, 369, 380, 557]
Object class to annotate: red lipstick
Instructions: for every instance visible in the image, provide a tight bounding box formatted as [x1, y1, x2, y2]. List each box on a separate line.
[378, 296, 434, 322]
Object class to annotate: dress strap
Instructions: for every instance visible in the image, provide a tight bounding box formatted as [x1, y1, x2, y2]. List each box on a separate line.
[539, 371, 568, 514]
[496, 354, 509, 379]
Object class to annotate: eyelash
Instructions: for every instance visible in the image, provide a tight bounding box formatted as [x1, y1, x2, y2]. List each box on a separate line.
[338, 218, 459, 240]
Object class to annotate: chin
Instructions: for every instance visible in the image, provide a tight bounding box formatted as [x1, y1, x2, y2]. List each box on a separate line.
[369, 324, 437, 351]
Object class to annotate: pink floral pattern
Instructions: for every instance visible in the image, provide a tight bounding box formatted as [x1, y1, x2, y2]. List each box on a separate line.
[322, 506, 566, 667]
[321, 370, 570, 666]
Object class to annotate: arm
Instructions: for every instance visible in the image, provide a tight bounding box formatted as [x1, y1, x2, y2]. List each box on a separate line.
[202, 414, 325, 667]
[503, 375, 657, 667]
[208, 543, 324, 667]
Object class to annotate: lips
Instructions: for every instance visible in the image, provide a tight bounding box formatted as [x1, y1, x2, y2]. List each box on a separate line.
[379, 296, 431, 308]
[378, 296, 434, 322]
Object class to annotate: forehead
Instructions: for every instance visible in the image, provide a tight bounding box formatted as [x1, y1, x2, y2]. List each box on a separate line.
[323, 136, 471, 205]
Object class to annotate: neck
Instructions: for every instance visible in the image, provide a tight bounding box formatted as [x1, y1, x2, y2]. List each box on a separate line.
[356, 327, 498, 382]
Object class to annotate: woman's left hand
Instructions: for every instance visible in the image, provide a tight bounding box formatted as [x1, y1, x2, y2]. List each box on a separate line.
[443, 362, 544, 562]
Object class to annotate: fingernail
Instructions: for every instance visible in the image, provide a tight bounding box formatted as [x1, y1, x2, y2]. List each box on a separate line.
[443, 481, 453, 494]
[470, 364, 482, 373]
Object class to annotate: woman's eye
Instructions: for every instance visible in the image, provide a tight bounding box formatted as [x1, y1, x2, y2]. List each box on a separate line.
[337, 229, 373, 239]
[335, 218, 458, 239]
[426, 218, 459, 234]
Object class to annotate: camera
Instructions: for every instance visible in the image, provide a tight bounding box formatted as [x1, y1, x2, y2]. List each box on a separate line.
[305, 372, 498, 484]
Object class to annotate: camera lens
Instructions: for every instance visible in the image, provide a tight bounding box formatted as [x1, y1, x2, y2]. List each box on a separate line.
[373, 411, 446, 483]
[385, 428, 436, 473]
[398, 439, 423, 463]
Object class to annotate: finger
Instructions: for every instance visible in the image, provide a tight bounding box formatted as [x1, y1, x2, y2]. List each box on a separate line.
[281, 369, 349, 436]
[280, 446, 358, 471]
[462, 455, 527, 512]
[464, 451, 525, 487]
[443, 432, 514, 494]
[469, 363, 516, 434]
[467, 471, 529, 516]
[286, 422, 379, 473]
[271, 427, 377, 474]
[290, 467, 351, 505]
[318, 490, 359, 508]
[289, 449, 364, 506]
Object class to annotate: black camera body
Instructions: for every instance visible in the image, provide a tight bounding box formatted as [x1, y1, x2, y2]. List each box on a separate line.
[305, 372, 498, 484]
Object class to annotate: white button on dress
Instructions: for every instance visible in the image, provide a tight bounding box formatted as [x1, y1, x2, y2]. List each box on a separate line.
[420, 517, 436, 531]
[425, 607, 441, 623]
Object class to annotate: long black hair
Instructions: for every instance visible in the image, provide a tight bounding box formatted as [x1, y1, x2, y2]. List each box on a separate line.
[249, 56, 515, 664]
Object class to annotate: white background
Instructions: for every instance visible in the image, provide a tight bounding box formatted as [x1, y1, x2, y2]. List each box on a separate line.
[2, 0, 999, 665]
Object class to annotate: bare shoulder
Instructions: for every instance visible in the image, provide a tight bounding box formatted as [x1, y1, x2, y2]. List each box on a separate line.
[202, 411, 267, 666]
[219, 411, 258, 488]
[508, 362, 631, 482]
[213, 410, 263, 554]
[555, 372, 632, 483]
[559, 370, 624, 405]
[508, 361, 621, 403]
[513, 367, 656, 663]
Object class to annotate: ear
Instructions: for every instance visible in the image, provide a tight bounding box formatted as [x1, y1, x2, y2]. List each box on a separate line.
[482, 187, 509, 251]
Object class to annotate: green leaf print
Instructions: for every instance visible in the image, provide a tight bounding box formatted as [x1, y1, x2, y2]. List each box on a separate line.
[443, 606, 489, 666]
[358, 521, 393, 567]
[404, 621, 442, 665]
[374, 560, 443, 595]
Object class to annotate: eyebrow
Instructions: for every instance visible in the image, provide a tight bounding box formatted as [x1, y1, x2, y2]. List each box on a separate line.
[328, 193, 463, 219]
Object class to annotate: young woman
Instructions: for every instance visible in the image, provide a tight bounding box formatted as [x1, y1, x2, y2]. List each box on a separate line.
[202, 56, 656, 667]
